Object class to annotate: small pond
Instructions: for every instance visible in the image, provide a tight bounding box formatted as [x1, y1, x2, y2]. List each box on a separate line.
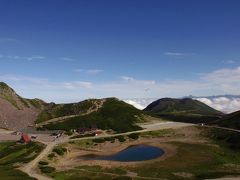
[82, 144, 164, 162]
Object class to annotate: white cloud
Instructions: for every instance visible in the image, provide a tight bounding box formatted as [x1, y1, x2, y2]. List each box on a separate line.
[61, 57, 75, 62]
[123, 100, 145, 110]
[121, 76, 134, 81]
[200, 66, 240, 94]
[0, 38, 18, 43]
[123, 98, 157, 110]
[121, 76, 156, 85]
[27, 56, 45, 61]
[223, 60, 235, 64]
[196, 97, 240, 113]
[63, 81, 92, 89]
[87, 69, 103, 75]
[0, 54, 45, 62]
[74, 69, 103, 75]
[164, 52, 185, 56]
[73, 69, 84, 72]
[0, 74, 48, 84]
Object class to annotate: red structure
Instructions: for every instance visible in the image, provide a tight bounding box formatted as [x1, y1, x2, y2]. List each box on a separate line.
[20, 133, 31, 144]
[94, 130, 103, 136]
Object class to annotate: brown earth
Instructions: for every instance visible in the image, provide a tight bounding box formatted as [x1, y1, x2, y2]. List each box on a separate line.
[0, 83, 44, 130]
[0, 98, 42, 130]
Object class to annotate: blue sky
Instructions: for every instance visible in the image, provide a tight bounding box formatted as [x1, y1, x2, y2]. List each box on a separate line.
[0, 0, 240, 102]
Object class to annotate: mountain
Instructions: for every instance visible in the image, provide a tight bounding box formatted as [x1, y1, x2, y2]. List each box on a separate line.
[124, 95, 240, 113]
[144, 98, 222, 115]
[213, 110, 240, 130]
[144, 98, 223, 123]
[0, 82, 144, 132]
[40, 98, 144, 133]
[36, 98, 106, 124]
[0, 82, 46, 130]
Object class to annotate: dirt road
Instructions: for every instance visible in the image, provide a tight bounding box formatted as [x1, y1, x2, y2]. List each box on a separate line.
[20, 137, 69, 180]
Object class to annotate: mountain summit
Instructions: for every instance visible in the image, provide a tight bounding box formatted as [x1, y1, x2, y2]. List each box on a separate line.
[144, 98, 222, 115]
[144, 98, 223, 123]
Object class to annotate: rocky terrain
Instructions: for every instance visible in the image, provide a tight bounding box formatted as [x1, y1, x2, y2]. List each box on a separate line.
[0, 82, 45, 130]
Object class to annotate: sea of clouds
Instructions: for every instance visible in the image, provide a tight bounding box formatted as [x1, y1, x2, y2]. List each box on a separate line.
[123, 95, 240, 114]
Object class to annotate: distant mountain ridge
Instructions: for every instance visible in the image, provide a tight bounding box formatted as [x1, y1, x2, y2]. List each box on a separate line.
[1, 82, 239, 131]
[0, 82, 143, 132]
[144, 98, 222, 115]
[144, 98, 223, 123]
[124, 95, 240, 113]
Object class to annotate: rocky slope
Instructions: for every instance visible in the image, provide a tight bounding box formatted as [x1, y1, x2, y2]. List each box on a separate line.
[0, 82, 46, 130]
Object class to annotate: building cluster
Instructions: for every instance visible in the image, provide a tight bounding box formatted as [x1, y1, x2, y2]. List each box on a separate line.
[76, 127, 103, 136]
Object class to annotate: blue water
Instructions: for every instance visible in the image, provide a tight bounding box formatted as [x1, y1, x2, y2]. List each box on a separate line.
[83, 144, 164, 162]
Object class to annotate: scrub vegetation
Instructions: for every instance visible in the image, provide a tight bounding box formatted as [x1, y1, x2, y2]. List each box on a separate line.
[0, 141, 45, 180]
[43, 98, 144, 133]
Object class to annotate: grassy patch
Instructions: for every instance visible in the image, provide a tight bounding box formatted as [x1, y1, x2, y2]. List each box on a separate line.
[39, 161, 49, 165]
[201, 127, 240, 150]
[140, 129, 175, 138]
[39, 166, 56, 173]
[115, 135, 126, 142]
[0, 141, 44, 179]
[48, 165, 127, 180]
[126, 141, 240, 179]
[53, 146, 67, 156]
[48, 153, 56, 160]
[127, 133, 140, 140]
[27, 98, 45, 109]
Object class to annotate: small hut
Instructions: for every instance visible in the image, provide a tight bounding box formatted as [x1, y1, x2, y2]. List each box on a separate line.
[19, 133, 31, 144]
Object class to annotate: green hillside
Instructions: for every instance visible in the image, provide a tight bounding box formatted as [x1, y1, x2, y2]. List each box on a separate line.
[42, 98, 143, 133]
[214, 110, 240, 130]
[0, 141, 44, 179]
[144, 98, 223, 123]
[144, 98, 222, 115]
[36, 99, 102, 123]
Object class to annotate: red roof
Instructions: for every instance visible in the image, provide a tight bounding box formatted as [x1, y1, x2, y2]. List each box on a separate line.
[21, 133, 31, 143]
[95, 130, 103, 134]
